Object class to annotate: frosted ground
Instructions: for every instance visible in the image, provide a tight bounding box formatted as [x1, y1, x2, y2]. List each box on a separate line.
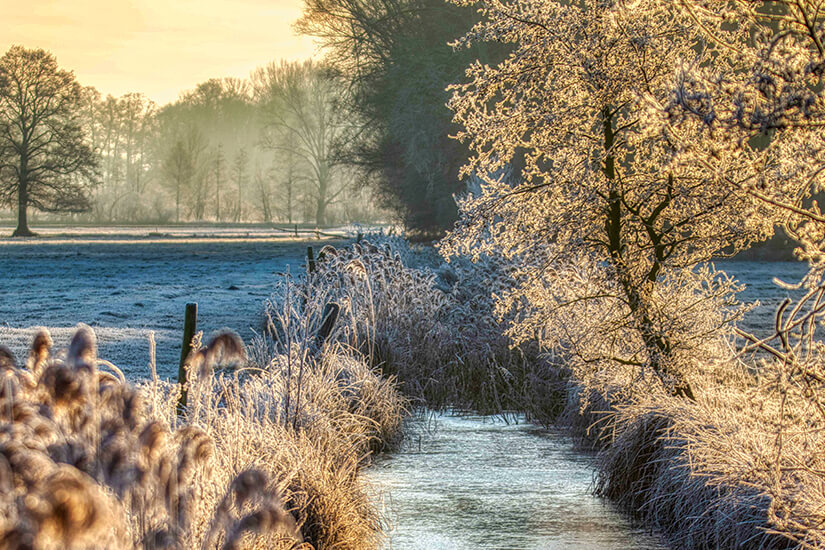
[0, 229, 349, 379]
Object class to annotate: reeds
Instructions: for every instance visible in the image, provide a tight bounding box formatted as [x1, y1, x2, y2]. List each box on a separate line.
[264, 236, 565, 422]
[0, 318, 404, 549]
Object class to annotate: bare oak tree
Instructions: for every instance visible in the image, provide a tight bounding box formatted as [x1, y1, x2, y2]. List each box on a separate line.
[0, 46, 97, 236]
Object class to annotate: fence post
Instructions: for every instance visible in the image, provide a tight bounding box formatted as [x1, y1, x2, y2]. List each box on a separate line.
[307, 246, 316, 273]
[315, 302, 340, 351]
[177, 302, 197, 414]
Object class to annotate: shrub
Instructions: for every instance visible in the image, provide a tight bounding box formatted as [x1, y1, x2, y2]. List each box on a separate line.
[265, 236, 565, 422]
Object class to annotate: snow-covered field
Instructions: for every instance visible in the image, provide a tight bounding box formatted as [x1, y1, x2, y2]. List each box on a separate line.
[0, 234, 343, 379]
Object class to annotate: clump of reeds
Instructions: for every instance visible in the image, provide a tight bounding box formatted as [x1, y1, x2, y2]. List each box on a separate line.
[150, 318, 403, 550]
[0, 326, 300, 549]
[593, 395, 796, 549]
[570, 339, 825, 549]
[264, 235, 565, 421]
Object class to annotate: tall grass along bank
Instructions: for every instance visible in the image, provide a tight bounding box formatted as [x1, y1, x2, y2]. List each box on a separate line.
[0, 317, 404, 549]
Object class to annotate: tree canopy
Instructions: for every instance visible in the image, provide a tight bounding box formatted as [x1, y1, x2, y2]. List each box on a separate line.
[254, 60, 351, 226]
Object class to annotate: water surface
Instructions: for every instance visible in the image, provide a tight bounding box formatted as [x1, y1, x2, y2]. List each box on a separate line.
[368, 413, 667, 549]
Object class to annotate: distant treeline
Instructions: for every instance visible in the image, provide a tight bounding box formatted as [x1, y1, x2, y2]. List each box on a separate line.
[1, 0, 507, 236]
[0, 55, 387, 228]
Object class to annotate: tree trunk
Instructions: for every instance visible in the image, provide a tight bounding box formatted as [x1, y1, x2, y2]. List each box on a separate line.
[315, 199, 326, 227]
[12, 177, 33, 237]
[600, 107, 694, 401]
[236, 179, 242, 223]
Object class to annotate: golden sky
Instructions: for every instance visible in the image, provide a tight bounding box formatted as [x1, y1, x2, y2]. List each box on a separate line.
[0, 0, 318, 105]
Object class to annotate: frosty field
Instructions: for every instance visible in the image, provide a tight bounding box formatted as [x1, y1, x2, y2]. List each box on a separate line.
[0, 234, 345, 379]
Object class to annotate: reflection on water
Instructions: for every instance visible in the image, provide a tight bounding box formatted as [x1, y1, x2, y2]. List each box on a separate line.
[367, 413, 667, 550]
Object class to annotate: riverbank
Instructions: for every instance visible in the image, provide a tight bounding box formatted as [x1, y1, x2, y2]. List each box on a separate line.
[5, 232, 816, 548]
[0, 234, 408, 548]
[0, 319, 404, 548]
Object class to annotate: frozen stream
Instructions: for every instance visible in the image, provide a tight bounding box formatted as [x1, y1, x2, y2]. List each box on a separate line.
[0, 238, 809, 549]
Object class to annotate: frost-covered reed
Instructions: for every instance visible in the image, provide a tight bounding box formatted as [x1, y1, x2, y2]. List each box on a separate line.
[265, 235, 564, 420]
[0, 315, 404, 549]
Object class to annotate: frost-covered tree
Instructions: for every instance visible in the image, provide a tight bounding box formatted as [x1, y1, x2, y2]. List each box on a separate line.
[442, 0, 785, 399]
[162, 127, 208, 223]
[81, 90, 157, 222]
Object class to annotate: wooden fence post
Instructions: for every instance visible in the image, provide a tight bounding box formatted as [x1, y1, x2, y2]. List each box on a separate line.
[315, 302, 340, 351]
[177, 302, 197, 414]
[307, 246, 316, 273]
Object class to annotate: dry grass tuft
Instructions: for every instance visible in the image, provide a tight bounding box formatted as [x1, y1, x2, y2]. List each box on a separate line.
[560, 360, 825, 549]
[266, 235, 565, 421]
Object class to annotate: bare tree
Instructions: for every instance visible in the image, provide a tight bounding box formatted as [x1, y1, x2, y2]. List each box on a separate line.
[254, 163, 274, 222]
[254, 61, 351, 226]
[0, 46, 98, 236]
[277, 149, 306, 224]
[162, 127, 207, 222]
[232, 149, 248, 222]
[212, 144, 225, 221]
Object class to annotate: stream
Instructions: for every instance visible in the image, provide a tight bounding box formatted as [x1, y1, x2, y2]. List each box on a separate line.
[368, 413, 666, 549]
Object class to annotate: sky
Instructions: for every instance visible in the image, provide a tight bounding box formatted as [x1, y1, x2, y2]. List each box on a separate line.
[0, 0, 319, 105]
